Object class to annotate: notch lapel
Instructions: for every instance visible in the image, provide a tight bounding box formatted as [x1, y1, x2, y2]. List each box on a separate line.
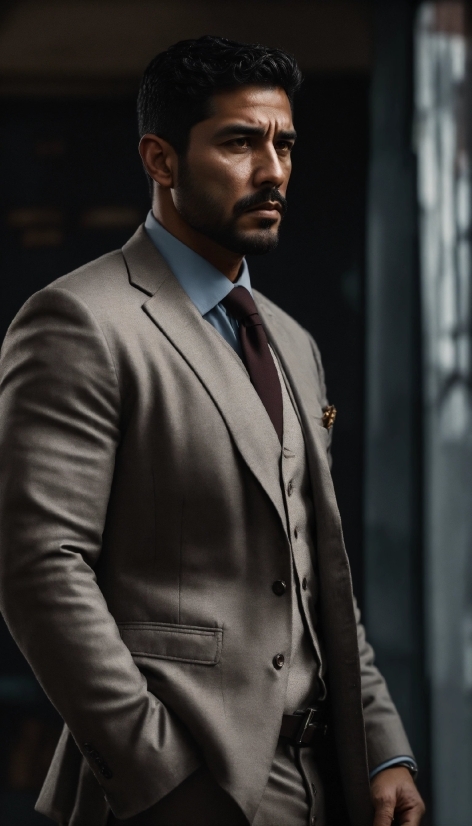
[122, 228, 287, 536]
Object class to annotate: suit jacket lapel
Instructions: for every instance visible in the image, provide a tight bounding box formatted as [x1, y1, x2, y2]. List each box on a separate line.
[256, 292, 371, 819]
[122, 227, 287, 536]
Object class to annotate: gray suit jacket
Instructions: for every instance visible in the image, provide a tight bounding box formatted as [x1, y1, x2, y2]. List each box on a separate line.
[0, 227, 413, 825]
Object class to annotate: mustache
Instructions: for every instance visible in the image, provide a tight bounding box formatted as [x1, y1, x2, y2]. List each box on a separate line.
[233, 188, 288, 218]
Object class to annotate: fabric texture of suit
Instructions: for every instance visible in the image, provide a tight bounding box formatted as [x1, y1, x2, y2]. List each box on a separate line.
[0, 226, 414, 825]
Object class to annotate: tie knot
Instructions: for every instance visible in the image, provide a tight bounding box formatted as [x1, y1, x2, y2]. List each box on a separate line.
[222, 286, 260, 327]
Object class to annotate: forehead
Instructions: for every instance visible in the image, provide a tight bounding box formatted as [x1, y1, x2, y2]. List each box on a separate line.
[208, 85, 293, 130]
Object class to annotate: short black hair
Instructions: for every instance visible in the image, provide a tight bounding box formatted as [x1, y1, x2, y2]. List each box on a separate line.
[137, 35, 302, 155]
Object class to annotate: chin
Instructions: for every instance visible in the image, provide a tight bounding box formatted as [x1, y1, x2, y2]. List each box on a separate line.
[240, 229, 280, 256]
[206, 224, 280, 256]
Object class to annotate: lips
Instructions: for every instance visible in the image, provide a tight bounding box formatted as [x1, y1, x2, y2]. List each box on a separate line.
[246, 201, 282, 214]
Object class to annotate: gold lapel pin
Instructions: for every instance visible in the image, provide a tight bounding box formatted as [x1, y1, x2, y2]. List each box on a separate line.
[322, 404, 337, 430]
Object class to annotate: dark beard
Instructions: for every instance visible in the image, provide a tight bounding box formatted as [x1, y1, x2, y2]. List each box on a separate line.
[174, 159, 287, 255]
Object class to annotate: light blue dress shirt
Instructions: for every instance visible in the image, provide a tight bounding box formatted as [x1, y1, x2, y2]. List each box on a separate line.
[145, 211, 252, 359]
[144, 210, 418, 782]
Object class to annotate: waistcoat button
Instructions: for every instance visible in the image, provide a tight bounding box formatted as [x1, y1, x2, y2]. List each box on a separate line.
[273, 653, 285, 669]
[272, 580, 287, 596]
[302, 577, 308, 590]
[287, 480, 293, 496]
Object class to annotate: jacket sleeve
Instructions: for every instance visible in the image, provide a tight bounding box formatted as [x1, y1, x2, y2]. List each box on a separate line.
[0, 287, 201, 819]
[308, 331, 414, 771]
[354, 599, 415, 772]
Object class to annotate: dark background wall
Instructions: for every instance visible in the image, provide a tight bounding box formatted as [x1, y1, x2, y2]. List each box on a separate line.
[0, 76, 370, 594]
[7, 4, 446, 826]
[0, 74, 370, 822]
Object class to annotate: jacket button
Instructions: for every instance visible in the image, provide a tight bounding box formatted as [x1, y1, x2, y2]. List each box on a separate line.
[302, 577, 308, 590]
[272, 580, 287, 596]
[287, 480, 294, 496]
[273, 653, 285, 669]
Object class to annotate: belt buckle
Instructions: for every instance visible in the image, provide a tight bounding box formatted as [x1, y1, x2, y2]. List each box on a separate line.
[295, 707, 316, 745]
[295, 705, 327, 746]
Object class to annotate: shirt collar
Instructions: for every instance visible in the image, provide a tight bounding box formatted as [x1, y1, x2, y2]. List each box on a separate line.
[144, 211, 252, 316]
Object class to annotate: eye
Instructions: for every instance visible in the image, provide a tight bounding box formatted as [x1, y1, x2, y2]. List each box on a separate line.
[226, 137, 251, 149]
[276, 140, 293, 154]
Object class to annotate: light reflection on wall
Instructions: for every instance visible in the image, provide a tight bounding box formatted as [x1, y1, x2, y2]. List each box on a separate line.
[416, 3, 472, 823]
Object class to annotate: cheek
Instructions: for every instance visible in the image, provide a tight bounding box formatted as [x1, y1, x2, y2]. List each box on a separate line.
[196, 156, 251, 201]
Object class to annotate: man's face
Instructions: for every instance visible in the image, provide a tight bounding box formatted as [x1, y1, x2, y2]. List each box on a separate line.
[173, 85, 296, 255]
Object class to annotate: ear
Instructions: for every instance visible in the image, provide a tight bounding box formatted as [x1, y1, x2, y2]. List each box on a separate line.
[139, 133, 177, 189]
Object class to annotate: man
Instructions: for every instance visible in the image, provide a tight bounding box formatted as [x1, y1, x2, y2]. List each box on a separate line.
[0, 36, 425, 826]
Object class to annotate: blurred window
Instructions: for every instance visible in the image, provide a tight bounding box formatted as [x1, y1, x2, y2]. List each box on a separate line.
[416, 3, 472, 823]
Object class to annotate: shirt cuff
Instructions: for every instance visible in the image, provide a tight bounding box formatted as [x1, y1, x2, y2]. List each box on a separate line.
[369, 756, 418, 780]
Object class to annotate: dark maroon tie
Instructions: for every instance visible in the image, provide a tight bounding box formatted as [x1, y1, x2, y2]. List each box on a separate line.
[222, 286, 283, 443]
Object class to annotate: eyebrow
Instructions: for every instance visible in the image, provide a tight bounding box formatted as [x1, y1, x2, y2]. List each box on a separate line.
[213, 123, 297, 141]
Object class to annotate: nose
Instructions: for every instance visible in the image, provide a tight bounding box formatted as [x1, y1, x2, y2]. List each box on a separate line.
[253, 144, 286, 190]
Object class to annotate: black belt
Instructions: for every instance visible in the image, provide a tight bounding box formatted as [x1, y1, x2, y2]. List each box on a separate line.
[280, 705, 328, 747]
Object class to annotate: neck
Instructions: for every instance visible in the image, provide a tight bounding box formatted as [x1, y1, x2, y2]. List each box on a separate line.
[152, 189, 243, 282]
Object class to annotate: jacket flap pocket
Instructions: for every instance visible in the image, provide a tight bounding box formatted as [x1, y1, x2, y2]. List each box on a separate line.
[118, 622, 222, 665]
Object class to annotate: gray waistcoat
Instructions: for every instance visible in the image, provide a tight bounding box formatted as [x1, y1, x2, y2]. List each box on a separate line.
[271, 349, 327, 712]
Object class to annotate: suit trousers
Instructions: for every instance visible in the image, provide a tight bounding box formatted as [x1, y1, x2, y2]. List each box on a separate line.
[107, 739, 325, 826]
